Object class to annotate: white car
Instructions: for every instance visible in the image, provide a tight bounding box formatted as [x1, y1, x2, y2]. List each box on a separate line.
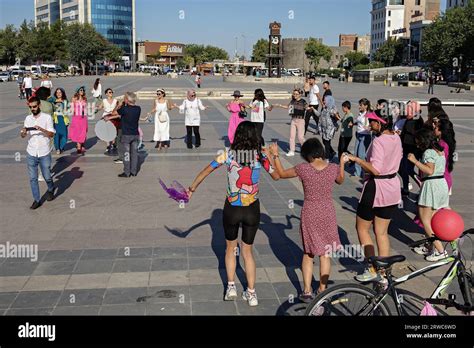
[0, 72, 10, 82]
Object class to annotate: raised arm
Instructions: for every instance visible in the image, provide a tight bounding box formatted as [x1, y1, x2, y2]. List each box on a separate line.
[187, 164, 216, 198]
[266, 144, 297, 179]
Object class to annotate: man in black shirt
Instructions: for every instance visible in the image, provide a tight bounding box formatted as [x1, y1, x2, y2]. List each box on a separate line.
[107, 92, 141, 177]
[322, 81, 332, 102]
[399, 107, 424, 195]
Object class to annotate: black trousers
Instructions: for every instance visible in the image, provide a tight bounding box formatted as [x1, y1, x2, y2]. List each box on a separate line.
[186, 126, 201, 148]
[25, 88, 32, 99]
[337, 136, 353, 159]
[322, 138, 336, 160]
[254, 122, 265, 146]
[304, 104, 319, 135]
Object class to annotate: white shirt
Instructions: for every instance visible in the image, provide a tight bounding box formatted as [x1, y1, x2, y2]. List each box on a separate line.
[23, 77, 33, 89]
[92, 84, 102, 98]
[179, 99, 205, 126]
[102, 98, 118, 116]
[40, 80, 52, 89]
[24, 112, 55, 157]
[356, 111, 370, 134]
[250, 100, 269, 123]
[308, 84, 320, 105]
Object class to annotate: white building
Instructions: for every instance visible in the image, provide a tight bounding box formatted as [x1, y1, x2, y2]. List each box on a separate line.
[446, 0, 471, 10]
[370, 0, 405, 58]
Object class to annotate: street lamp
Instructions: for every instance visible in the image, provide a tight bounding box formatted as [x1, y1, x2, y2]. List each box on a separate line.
[124, 26, 135, 72]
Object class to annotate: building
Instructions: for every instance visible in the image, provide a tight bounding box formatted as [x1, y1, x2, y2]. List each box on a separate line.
[446, 0, 471, 10]
[136, 41, 186, 69]
[409, 19, 432, 63]
[370, 0, 440, 59]
[370, 0, 406, 57]
[339, 34, 358, 50]
[356, 35, 371, 55]
[34, 0, 136, 64]
[282, 38, 350, 72]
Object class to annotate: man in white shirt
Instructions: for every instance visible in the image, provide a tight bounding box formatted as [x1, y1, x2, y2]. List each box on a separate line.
[23, 74, 33, 99]
[304, 75, 323, 135]
[20, 96, 56, 209]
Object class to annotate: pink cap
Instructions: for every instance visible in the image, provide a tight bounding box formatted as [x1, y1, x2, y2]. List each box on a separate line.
[367, 112, 387, 124]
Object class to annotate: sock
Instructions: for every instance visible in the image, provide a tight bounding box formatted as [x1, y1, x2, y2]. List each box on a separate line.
[247, 288, 255, 293]
[228, 281, 235, 286]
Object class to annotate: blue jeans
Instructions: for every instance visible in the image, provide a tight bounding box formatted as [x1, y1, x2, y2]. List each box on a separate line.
[354, 133, 372, 178]
[27, 153, 55, 202]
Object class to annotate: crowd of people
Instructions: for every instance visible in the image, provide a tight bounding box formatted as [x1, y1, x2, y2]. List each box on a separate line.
[19, 76, 457, 307]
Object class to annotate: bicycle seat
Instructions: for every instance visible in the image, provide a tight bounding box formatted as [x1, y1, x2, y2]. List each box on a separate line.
[369, 255, 406, 269]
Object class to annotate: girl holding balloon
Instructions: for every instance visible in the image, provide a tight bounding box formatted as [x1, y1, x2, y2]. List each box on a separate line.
[409, 128, 449, 262]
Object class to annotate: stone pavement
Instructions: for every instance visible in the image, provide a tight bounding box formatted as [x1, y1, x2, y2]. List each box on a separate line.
[0, 76, 472, 315]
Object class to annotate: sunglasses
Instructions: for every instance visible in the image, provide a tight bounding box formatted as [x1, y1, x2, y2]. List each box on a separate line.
[107, 91, 113, 94]
[157, 92, 162, 95]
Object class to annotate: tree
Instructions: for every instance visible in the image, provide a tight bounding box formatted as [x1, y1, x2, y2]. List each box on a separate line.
[304, 38, 332, 71]
[176, 58, 186, 70]
[49, 20, 68, 62]
[422, 3, 474, 69]
[65, 23, 109, 75]
[185, 44, 205, 65]
[148, 50, 162, 64]
[252, 39, 267, 62]
[103, 43, 124, 62]
[374, 38, 404, 66]
[184, 44, 228, 66]
[15, 20, 34, 64]
[339, 51, 369, 69]
[0, 25, 18, 65]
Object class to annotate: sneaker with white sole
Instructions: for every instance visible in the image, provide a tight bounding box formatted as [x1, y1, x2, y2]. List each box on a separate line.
[413, 245, 431, 256]
[38, 174, 45, 182]
[286, 151, 295, 157]
[224, 284, 237, 301]
[242, 290, 258, 306]
[355, 268, 381, 283]
[425, 250, 448, 262]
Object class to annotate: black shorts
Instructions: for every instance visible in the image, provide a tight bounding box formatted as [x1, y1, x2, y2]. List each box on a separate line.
[356, 179, 397, 221]
[223, 199, 260, 245]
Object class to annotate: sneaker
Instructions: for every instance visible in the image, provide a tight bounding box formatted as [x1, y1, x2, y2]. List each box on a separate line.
[30, 201, 41, 210]
[114, 159, 123, 164]
[425, 250, 448, 262]
[56, 150, 61, 155]
[413, 244, 431, 256]
[286, 151, 295, 157]
[298, 291, 315, 303]
[242, 290, 258, 307]
[408, 183, 413, 191]
[355, 268, 381, 283]
[38, 174, 45, 182]
[224, 284, 237, 301]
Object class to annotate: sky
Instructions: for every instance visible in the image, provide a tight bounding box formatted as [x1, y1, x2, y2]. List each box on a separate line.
[0, 0, 448, 57]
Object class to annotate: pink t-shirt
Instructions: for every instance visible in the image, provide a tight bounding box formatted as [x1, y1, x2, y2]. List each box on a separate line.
[362, 134, 403, 207]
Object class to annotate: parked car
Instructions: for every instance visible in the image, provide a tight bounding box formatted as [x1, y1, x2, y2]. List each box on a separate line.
[0, 71, 10, 82]
[9, 70, 24, 81]
[55, 68, 67, 77]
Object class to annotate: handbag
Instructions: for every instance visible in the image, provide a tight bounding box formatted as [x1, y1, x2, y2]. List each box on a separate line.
[158, 110, 168, 123]
[238, 108, 247, 118]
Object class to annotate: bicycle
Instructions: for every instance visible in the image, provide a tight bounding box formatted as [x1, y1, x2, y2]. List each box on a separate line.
[305, 229, 474, 316]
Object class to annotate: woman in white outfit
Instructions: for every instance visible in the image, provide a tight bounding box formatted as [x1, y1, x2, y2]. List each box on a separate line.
[147, 88, 177, 151]
[179, 89, 209, 149]
[100, 88, 119, 155]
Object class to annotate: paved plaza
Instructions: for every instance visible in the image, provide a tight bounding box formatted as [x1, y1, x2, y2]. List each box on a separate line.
[0, 76, 473, 315]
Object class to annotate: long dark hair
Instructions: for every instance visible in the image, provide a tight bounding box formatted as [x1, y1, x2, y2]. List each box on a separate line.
[415, 128, 444, 153]
[253, 88, 266, 102]
[427, 97, 448, 122]
[231, 121, 262, 165]
[359, 98, 372, 112]
[54, 88, 67, 101]
[436, 119, 456, 172]
[93, 78, 100, 90]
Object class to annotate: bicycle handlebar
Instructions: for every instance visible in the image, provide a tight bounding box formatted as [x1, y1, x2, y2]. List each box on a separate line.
[427, 298, 474, 313]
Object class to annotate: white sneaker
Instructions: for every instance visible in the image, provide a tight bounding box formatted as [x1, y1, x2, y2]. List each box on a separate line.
[413, 245, 431, 256]
[242, 290, 258, 307]
[224, 284, 237, 301]
[286, 151, 295, 157]
[425, 250, 448, 262]
[38, 173, 45, 182]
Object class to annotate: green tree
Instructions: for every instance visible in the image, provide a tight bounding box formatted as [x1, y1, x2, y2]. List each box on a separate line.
[176, 58, 186, 70]
[203, 45, 228, 61]
[339, 51, 369, 69]
[50, 20, 68, 62]
[0, 25, 18, 65]
[374, 38, 404, 66]
[65, 23, 109, 75]
[103, 42, 124, 62]
[304, 38, 332, 70]
[184, 44, 228, 65]
[149, 50, 161, 63]
[15, 20, 34, 64]
[185, 44, 205, 65]
[251, 39, 267, 62]
[422, 3, 474, 69]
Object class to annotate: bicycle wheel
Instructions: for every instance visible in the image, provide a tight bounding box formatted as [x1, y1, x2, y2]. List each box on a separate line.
[383, 289, 449, 316]
[305, 283, 391, 316]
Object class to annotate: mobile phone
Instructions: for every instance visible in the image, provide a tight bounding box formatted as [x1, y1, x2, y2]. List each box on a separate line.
[24, 127, 37, 131]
